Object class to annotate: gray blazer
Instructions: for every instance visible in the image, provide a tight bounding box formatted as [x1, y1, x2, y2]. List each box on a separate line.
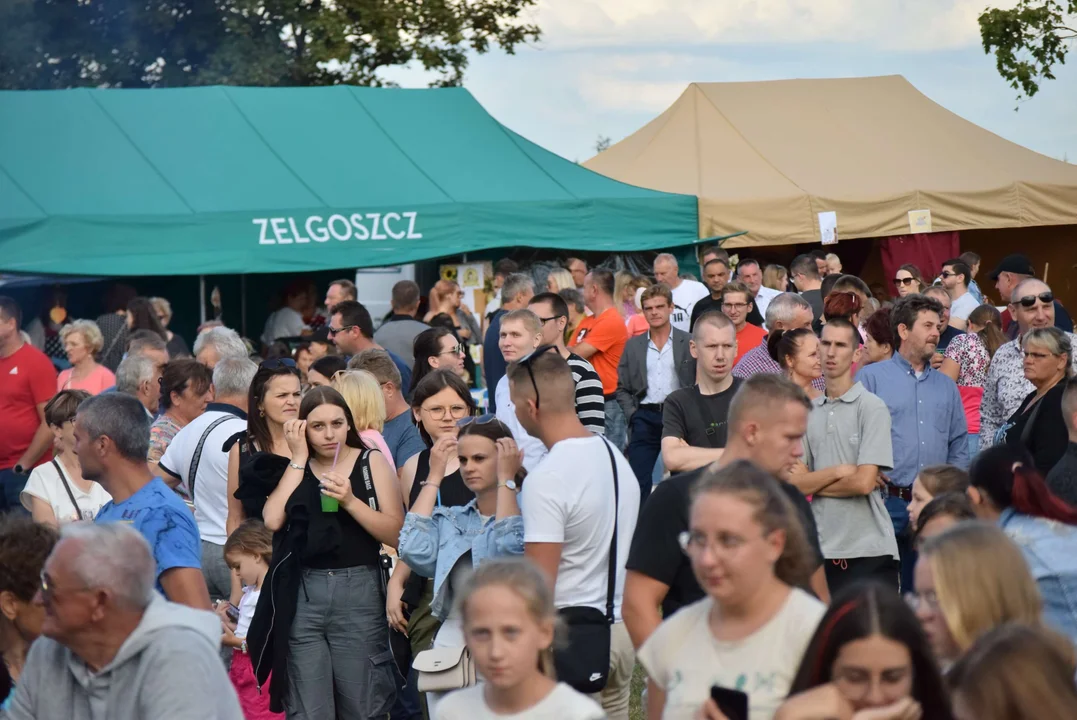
[615, 327, 697, 421]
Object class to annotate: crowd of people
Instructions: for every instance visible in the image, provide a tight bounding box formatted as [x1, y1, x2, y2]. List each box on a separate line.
[0, 244, 1076, 720]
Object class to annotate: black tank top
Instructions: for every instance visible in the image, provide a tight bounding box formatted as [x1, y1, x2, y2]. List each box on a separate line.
[408, 449, 473, 509]
[303, 452, 381, 570]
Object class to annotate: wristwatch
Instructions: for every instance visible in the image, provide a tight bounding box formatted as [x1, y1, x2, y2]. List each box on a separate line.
[12, 464, 27, 476]
[497, 479, 518, 491]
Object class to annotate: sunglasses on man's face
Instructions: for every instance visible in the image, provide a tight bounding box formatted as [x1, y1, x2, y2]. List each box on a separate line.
[326, 325, 357, 336]
[1016, 292, 1054, 309]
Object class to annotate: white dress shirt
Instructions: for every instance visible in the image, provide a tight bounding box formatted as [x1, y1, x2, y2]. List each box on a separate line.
[642, 333, 678, 404]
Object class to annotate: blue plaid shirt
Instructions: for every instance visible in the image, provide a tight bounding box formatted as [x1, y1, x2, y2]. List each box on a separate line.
[856, 353, 968, 487]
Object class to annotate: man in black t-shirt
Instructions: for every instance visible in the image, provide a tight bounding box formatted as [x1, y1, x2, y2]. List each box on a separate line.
[623, 373, 829, 653]
[688, 258, 730, 333]
[661, 312, 740, 474]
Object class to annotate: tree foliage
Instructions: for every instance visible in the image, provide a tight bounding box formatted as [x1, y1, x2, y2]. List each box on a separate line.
[0, 0, 541, 90]
[979, 0, 1076, 100]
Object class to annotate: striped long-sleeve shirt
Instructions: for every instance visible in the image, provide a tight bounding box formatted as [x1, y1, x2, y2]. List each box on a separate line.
[568, 352, 606, 435]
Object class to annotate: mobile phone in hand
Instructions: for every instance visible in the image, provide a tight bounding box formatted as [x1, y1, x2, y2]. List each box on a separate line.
[710, 685, 749, 720]
[225, 604, 240, 623]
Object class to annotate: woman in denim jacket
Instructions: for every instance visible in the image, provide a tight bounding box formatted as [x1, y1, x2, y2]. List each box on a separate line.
[398, 417, 526, 712]
[968, 444, 1077, 646]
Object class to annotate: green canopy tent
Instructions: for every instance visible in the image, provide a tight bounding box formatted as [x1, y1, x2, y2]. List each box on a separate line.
[0, 86, 703, 276]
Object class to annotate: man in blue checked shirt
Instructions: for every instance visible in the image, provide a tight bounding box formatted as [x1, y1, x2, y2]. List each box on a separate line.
[856, 294, 968, 590]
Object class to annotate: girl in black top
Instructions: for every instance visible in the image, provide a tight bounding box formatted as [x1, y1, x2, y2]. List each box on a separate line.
[388, 370, 476, 659]
[249, 385, 404, 715]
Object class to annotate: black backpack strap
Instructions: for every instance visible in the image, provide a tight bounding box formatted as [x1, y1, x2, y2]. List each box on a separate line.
[187, 416, 233, 501]
[601, 439, 619, 625]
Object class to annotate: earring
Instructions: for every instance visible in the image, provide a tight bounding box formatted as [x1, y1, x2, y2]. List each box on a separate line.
[259, 409, 265, 417]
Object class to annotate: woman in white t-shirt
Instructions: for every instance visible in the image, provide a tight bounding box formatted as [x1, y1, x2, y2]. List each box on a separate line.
[639, 460, 826, 720]
[21, 390, 112, 526]
[435, 557, 605, 720]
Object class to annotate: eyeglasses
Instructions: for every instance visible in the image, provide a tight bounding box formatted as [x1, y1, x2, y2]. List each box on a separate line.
[537, 315, 566, 325]
[437, 344, 464, 357]
[1022, 349, 1057, 360]
[904, 590, 940, 613]
[40, 569, 90, 604]
[326, 324, 357, 336]
[677, 530, 749, 555]
[420, 404, 471, 420]
[1016, 291, 1054, 309]
[516, 345, 559, 409]
[721, 302, 750, 311]
[893, 277, 917, 287]
[939, 271, 958, 279]
[260, 357, 297, 370]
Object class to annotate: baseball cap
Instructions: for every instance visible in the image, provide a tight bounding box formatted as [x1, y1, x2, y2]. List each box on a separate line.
[988, 254, 1035, 280]
[309, 326, 331, 345]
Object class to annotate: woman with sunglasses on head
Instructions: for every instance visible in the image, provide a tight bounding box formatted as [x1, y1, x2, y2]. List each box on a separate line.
[641, 461, 825, 720]
[227, 360, 303, 535]
[389, 370, 479, 679]
[965, 443, 1077, 645]
[333, 368, 397, 474]
[246, 386, 404, 717]
[776, 583, 952, 720]
[996, 327, 1073, 474]
[398, 417, 526, 713]
[892, 265, 925, 298]
[411, 328, 467, 394]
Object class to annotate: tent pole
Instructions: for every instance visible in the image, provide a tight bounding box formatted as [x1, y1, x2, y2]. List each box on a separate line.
[241, 275, 247, 337]
[199, 275, 207, 325]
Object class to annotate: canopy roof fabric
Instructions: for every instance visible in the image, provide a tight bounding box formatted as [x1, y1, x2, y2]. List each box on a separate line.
[0, 86, 698, 276]
[585, 75, 1077, 248]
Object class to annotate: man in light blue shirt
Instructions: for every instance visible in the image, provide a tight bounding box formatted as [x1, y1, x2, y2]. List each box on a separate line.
[857, 294, 968, 589]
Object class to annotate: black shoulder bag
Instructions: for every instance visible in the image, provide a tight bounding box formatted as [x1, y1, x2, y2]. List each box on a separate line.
[187, 416, 234, 501]
[51, 459, 83, 521]
[553, 439, 620, 694]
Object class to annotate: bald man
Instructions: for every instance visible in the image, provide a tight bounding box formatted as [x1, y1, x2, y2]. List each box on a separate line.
[653, 253, 709, 334]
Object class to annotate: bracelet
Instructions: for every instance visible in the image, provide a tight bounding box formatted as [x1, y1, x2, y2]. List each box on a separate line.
[288, 461, 305, 471]
[420, 481, 442, 488]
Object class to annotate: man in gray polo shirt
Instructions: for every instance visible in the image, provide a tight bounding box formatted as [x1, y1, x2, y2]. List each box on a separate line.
[788, 318, 899, 593]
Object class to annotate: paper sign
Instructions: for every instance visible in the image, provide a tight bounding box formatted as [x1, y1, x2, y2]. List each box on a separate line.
[908, 209, 932, 234]
[818, 211, 838, 245]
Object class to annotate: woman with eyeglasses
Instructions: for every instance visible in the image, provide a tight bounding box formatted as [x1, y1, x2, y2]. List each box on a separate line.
[411, 327, 467, 395]
[965, 443, 1077, 645]
[776, 583, 952, 720]
[768, 328, 823, 401]
[639, 461, 825, 720]
[246, 385, 404, 717]
[892, 265, 926, 298]
[227, 360, 303, 535]
[333, 368, 397, 474]
[912, 521, 1048, 669]
[389, 370, 478, 682]
[996, 327, 1073, 474]
[398, 416, 525, 713]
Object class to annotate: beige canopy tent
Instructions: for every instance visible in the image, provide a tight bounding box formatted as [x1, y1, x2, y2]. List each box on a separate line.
[584, 75, 1077, 248]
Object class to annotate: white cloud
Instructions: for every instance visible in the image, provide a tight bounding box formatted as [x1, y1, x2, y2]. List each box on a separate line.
[531, 0, 992, 51]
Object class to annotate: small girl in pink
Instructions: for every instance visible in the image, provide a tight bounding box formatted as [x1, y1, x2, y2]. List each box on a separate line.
[218, 521, 283, 720]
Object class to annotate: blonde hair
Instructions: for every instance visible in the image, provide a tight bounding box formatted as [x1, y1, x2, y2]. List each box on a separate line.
[60, 319, 105, 355]
[949, 623, 1077, 720]
[149, 297, 172, 325]
[920, 522, 1043, 652]
[457, 557, 562, 674]
[546, 269, 575, 293]
[429, 279, 459, 310]
[332, 369, 386, 432]
[763, 264, 788, 292]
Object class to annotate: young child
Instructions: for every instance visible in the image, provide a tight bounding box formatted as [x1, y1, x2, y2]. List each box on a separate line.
[434, 557, 605, 720]
[219, 520, 281, 720]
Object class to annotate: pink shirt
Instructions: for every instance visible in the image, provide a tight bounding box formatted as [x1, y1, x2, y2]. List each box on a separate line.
[360, 429, 397, 474]
[57, 364, 115, 395]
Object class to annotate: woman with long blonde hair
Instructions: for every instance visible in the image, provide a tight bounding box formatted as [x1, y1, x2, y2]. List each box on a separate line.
[331, 369, 397, 474]
[546, 269, 576, 294]
[911, 522, 1046, 667]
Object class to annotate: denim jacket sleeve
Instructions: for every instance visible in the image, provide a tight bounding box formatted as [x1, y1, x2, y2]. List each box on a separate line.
[398, 512, 440, 578]
[476, 515, 525, 564]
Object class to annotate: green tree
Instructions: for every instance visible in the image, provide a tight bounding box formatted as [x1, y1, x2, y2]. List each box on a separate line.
[979, 0, 1076, 100]
[0, 0, 540, 90]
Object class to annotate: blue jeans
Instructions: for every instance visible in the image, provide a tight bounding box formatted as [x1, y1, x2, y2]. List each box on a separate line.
[604, 399, 627, 452]
[884, 494, 915, 593]
[0, 468, 29, 515]
[626, 408, 663, 502]
[967, 433, 980, 460]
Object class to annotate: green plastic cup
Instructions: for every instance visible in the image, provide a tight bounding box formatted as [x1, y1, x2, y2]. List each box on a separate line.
[320, 492, 339, 513]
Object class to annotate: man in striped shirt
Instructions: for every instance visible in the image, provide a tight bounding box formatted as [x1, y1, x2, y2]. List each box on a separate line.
[530, 293, 606, 435]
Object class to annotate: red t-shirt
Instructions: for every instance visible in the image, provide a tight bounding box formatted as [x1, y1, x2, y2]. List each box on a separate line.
[735, 323, 768, 366]
[0, 343, 57, 468]
[570, 308, 628, 394]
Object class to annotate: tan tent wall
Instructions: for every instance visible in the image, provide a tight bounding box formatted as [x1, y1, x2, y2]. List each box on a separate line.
[586, 76, 1077, 248]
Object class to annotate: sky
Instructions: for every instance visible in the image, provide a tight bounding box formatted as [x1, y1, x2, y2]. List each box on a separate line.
[383, 0, 1076, 165]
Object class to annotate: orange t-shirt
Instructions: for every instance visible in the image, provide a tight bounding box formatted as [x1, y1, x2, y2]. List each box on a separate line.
[735, 323, 768, 366]
[570, 307, 627, 394]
